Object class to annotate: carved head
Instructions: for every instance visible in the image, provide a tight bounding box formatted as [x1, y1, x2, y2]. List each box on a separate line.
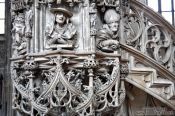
[13, 13, 25, 35]
[14, 13, 25, 24]
[55, 12, 67, 25]
[104, 9, 120, 32]
[50, 8, 73, 25]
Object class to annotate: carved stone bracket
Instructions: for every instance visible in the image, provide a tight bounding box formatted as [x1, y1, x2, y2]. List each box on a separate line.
[10, 0, 175, 115]
[11, 51, 127, 115]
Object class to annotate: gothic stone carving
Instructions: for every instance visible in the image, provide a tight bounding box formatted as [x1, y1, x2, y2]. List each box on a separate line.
[96, 9, 120, 52]
[11, 54, 127, 115]
[11, 0, 175, 115]
[11, 0, 129, 116]
[12, 13, 27, 56]
[45, 7, 76, 50]
[124, 5, 173, 72]
[11, 0, 25, 11]
[11, 1, 33, 57]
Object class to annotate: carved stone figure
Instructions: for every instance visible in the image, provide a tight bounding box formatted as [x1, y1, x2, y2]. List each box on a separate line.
[25, 5, 33, 38]
[9, 0, 175, 116]
[12, 13, 27, 56]
[96, 9, 120, 52]
[45, 7, 76, 50]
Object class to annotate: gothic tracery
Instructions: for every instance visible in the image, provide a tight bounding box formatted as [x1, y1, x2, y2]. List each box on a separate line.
[10, 0, 175, 115]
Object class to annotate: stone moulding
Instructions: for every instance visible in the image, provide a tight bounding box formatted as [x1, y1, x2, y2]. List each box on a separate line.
[10, 0, 175, 115]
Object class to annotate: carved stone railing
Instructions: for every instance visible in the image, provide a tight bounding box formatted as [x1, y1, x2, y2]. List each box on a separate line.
[123, 0, 175, 74]
[10, 1, 128, 115]
[121, 43, 175, 110]
[121, 43, 175, 81]
[121, 0, 175, 110]
[10, 0, 175, 115]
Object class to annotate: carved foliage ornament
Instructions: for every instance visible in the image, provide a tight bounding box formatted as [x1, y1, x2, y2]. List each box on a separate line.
[10, 0, 128, 115]
[11, 55, 126, 115]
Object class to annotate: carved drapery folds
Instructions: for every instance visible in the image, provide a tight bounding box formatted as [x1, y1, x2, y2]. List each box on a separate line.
[45, 7, 77, 50]
[11, 0, 128, 115]
[96, 0, 120, 53]
[10, 0, 175, 114]
[11, 0, 175, 115]
[96, 9, 120, 52]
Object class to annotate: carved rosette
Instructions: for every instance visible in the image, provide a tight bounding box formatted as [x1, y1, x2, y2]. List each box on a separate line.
[10, 0, 128, 115]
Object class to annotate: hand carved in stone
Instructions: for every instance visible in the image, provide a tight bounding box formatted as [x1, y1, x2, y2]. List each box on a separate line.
[125, 13, 144, 48]
[45, 7, 76, 50]
[10, 1, 128, 115]
[96, 9, 120, 52]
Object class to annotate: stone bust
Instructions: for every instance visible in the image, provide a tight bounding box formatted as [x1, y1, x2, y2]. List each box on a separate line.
[46, 7, 76, 49]
[96, 9, 120, 52]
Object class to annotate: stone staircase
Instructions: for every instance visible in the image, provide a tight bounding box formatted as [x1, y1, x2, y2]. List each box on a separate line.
[121, 44, 175, 110]
[126, 65, 175, 109]
[118, 0, 175, 110]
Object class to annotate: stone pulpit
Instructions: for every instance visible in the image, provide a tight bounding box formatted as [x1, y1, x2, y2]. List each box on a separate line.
[10, 0, 175, 116]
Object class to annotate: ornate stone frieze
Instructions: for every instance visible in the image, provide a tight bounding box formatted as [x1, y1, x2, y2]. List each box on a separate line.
[11, 52, 127, 115]
[9, 0, 150, 115]
[10, 0, 175, 115]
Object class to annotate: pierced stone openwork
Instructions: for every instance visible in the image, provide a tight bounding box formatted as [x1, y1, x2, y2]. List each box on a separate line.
[10, 0, 175, 115]
[11, 0, 128, 115]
